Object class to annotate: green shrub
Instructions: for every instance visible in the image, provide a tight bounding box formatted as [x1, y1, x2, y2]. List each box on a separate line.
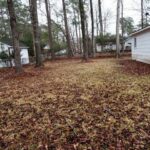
[0, 51, 9, 60]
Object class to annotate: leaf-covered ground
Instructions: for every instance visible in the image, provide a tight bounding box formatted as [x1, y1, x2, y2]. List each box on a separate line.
[0, 58, 150, 150]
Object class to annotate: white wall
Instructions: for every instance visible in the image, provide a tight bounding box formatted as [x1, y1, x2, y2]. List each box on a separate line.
[20, 48, 29, 64]
[96, 44, 121, 52]
[0, 42, 11, 68]
[43, 44, 50, 50]
[132, 31, 150, 64]
[0, 61, 11, 68]
[96, 45, 102, 52]
[0, 42, 30, 68]
[124, 38, 132, 49]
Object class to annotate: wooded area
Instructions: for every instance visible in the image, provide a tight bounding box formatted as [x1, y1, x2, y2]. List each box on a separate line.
[0, 0, 149, 72]
[0, 0, 150, 149]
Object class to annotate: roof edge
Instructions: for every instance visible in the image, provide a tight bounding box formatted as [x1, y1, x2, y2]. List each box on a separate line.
[130, 26, 150, 37]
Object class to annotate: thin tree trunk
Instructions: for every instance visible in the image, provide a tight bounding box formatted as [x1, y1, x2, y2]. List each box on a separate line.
[45, 0, 55, 60]
[71, 31, 76, 54]
[103, 16, 106, 35]
[98, 0, 103, 51]
[90, 0, 95, 57]
[79, 0, 88, 61]
[98, 0, 103, 35]
[78, 13, 82, 53]
[31, 29, 36, 56]
[121, 0, 124, 52]
[116, 0, 121, 58]
[62, 0, 73, 57]
[96, 10, 99, 37]
[86, 21, 90, 56]
[29, 0, 43, 67]
[7, 0, 23, 73]
[8, 47, 13, 67]
[141, 0, 144, 29]
[73, 9, 79, 53]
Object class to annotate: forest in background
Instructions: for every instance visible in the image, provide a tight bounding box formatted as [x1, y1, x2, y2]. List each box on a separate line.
[1, 0, 150, 73]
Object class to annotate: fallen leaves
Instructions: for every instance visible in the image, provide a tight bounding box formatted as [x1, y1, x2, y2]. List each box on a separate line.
[119, 59, 150, 75]
[0, 58, 150, 149]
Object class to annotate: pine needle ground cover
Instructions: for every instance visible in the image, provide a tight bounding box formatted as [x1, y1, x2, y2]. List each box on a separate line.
[0, 58, 150, 149]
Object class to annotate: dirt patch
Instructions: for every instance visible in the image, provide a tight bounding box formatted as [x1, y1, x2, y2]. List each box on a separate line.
[119, 59, 150, 75]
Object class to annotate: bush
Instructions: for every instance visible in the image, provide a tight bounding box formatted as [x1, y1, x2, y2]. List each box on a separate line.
[96, 34, 117, 46]
[0, 51, 9, 60]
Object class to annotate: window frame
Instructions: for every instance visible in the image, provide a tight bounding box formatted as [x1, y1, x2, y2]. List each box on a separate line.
[134, 37, 137, 48]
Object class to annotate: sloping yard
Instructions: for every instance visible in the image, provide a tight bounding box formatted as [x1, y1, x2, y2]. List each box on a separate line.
[0, 58, 150, 149]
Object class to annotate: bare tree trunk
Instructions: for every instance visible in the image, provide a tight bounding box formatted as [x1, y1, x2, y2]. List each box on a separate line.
[29, 0, 43, 67]
[62, 0, 73, 57]
[45, 0, 55, 60]
[141, 0, 144, 29]
[98, 0, 103, 35]
[98, 0, 103, 51]
[7, 0, 23, 73]
[86, 21, 89, 55]
[103, 14, 107, 35]
[70, 31, 76, 54]
[90, 0, 95, 57]
[73, 9, 79, 53]
[96, 10, 99, 37]
[121, 0, 124, 52]
[78, 13, 82, 53]
[116, 0, 121, 58]
[79, 0, 88, 61]
[8, 47, 13, 68]
[31, 29, 36, 56]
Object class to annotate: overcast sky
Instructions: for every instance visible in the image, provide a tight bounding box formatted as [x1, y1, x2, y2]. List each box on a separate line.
[101, 0, 141, 33]
[23, 0, 143, 34]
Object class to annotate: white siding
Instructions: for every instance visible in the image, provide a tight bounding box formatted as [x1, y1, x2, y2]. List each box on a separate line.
[43, 44, 50, 50]
[96, 45, 102, 52]
[20, 48, 29, 64]
[0, 42, 12, 68]
[132, 31, 150, 64]
[96, 44, 121, 52]
[0, 61, 11, 68]
[124, 38, 132, 49]
[0, 42, 30, 68]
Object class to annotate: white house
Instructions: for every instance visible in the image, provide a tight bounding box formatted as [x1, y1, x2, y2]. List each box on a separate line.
[0, 39, 29, 68]
[130, 26, 150, 64]
[124, 37, 132, 50]
[96, 43, 121, 52]
[43, 44, 50, 51]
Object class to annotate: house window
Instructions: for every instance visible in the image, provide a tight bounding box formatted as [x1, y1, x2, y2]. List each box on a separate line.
[134, 38, 137, 48]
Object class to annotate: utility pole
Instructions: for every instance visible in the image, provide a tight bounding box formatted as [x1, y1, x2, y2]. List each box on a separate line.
[141, 0, 144, 29]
